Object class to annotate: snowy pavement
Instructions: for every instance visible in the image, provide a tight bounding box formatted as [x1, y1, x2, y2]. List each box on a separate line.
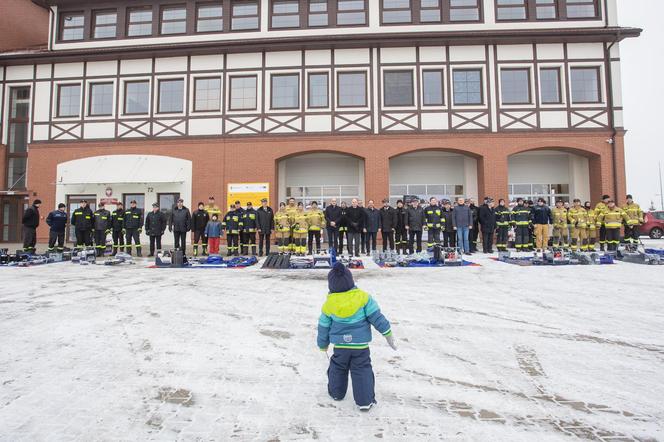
[0, 247, 663, 441]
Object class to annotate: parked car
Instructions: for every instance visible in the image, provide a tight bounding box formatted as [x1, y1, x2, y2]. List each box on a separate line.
[640, 211, 664, 239]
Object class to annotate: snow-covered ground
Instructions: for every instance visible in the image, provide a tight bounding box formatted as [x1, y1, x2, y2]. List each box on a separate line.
[1, 244, 663, 441]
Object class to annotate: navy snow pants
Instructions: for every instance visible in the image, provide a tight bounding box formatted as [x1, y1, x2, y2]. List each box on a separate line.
[327, 347, 375, 407]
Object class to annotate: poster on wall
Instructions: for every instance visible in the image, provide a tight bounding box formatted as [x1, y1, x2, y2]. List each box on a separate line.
[227, 183, 270, 208]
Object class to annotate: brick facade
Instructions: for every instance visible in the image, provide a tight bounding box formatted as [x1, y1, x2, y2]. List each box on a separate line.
[0, 0, 48, 51]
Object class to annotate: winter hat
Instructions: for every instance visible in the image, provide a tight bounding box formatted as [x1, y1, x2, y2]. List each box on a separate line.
[58, 203, 65, 208]
[328, 261, 355, 293]
[33, 199, 42, 205]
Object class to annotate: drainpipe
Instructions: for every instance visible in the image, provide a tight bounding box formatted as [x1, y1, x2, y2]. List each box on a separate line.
[604, 29, 621, 202]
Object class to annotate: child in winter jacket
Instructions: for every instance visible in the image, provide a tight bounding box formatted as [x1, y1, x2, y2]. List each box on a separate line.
[204, 214, 223, 255]
[317, 261, 396, 411]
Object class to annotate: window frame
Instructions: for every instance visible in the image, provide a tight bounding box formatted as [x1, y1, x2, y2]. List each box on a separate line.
[270, 0, 301, 29]
[336, 0, 368, 27]
[157, 78, 186, 114]
[337, 71, 368, 108]
[448, 0, 482, 23]
[499, 67, 532, 106]
[421, 69, 445, 106]
[308, 0, 330, 27]
[6, 87, 31, 191]
[56, 83, 82, 118]
[452, 68, 484, 106]
[307, 72, 329, 109]
[228, 74, 258, 111]
[495, 0, 528, 22]
[231, 0, 260, 31]
[196, 2, 224, 33]
[160, 4, 188, 35]
[193, 76, 222, 112]
[380, 0, 412, 25]
[92, 9, 118, 40]
[382, 69, 415, 107]
[270, 73, 301, 110]
[570, 66, 602, 104]
[539, 67, 563, 105]
[59, 11, 85, 42]
[565, 0, 600, 20]
[494, 0, 599, 22]
[88, 82, 115, 117]
[123, 80, 151, 115]
[126, 6, 154, 38]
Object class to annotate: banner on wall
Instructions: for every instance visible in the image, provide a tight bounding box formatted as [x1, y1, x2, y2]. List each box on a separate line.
[227, 183, 270, 208]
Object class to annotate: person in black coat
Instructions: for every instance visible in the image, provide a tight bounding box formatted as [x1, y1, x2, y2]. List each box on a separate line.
[145, 202, 167, 257]
[406, 199, 425, 254]
[256, 198, 274, 256]
[324, 198, 342, 252]
[71, 200, 95, 250]
[338, 201, 349, 255]
[46, 203, 68, 252]
[169, 198, 191, 251]
[393, 200, 408, 254]
[478, 197, 497, 253]
[364, 200, 381, 255]
[379, 199, 397, 251]
[22, 199, 42, 253]
[192, 202, 210, 256]
[469, 198, 480, 252]
[442, 200, 455, 248]
[345, 199, 366, 257]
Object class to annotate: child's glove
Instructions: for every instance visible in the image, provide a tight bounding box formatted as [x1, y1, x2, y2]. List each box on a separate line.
[385, 334, 397, 351]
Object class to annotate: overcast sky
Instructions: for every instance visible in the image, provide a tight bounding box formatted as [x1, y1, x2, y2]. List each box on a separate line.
[617, 0, 664, 210]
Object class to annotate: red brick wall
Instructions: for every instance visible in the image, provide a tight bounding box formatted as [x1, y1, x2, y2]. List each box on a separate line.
[26, 130, 626, 240]
[0, 0, 49, 51]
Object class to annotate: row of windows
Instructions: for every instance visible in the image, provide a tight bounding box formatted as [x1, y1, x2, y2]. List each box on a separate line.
[53, 66, 602, 118]
[57, 0, 600, 42]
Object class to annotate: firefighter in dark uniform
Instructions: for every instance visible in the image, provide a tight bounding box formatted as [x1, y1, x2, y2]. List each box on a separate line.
[526, 200, 536, 251]
[442, 200, 455, 249]
[46, 203, 68, 252]
[469, 198, 480, 253]
[111, 202, 125, 255]
[394, 200, 408, 254]
[338, 201, 349, 255]
[22, 199, 41, 253]
[71, 200, 94, 251]
[423, 197, 444, 249]
[222, 204, 241, 256]
[192, 202, 210, 257]
[256, 198, 275, 256]
[241, 201, 259, 255]
[124, 200, 144, 256]
[495, 199, 511, 251]
[512, 198, 532, 251]
[93, 201, 111, 257]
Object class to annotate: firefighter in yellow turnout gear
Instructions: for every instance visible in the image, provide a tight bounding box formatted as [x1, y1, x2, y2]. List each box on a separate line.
[567, 199, 588, 251]
[584, 201, 598, 250]
[551, 200, 568, 248]
[285, 198, 298, 252]
[596, 200, 629, 252]
[594, 195, 610, 251]
[306, 201, 326, 255]
[274, 202, 291, 253]
[622, 194, 644, 245]
[291, 202, 309, 255]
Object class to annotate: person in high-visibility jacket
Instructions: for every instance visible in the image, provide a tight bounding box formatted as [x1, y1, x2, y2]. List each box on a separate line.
[93, 201, 111, 257]
[124, 200, 144, 256]
[495, 199, 511, 252]
[241, 201, 259, 256]
[306, 201, 326, 255]
[71, 200, 94, 251]
[285, 197, 298, 252]
[203, 196, 222, 220]
[594, 195, 611, 251]
[584, 201, 598, 251]
[596, 200, 630, 252]
[274, 202, 291, 253]
[222, 204, 241, 256]
[291, 202, 309, 255]
[622, 194, 644, 246]
[568, 199, 588, 251]
[512, 198, 532, 251]
[551, 200, 568, 248]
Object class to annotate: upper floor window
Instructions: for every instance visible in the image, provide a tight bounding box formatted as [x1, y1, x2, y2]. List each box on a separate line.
[540, 68, 561, 104]
[158, 79, 185, 113]
[449, 0, 481, 22]
[384, 70, 414, 107]
[337, 0, 367, 26]
[194, 77, 222, 111]
[197, 3, 223, 32]
[161, 5, 187, 35]
[308, 0, 329, 26]
[420, 0, 442, 23]
[124, 81, 151, 114]
[496, 0, 526, 20]
[496, 0, 597, 22]
[57, 84, 81, 118]
[566, 0, 598, 18]
[271, 0, 300, 28]
[500, 68, 530, 105]
[229, 75, 258, 110]
[271, 74, 300, 109]
[535, 0, 557, 19]
[338, 71, 367, 107]
[127, 7, 153, 37]
[382, 0, 412, 24]
[89, 83, 114, 116]
[453, 69, 482, 105]
[93, 11, 117, 39]
[308, 73, 329, 108]
[570, 67, 601, 103]
[232, 0, 259, 30]
[422, 70, 444, 106]
[60, 12, 84, 41]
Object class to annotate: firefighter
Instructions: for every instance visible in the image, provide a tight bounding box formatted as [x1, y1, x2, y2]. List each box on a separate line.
[192, 202, 210, 256]
[338, 201, 349, 255]
[442, 200, 455, 249]
[21, 199, 41, 254]
[469, 198, 480, 253]
[568, 199, 588, 251]
[379, 199, 397, 252]
[424, 197, 444, 249]
[306, 201, 326, 255]
[495, 199, 511, 252]
[622, 194, 644, 246]
[110, 202, 125, 255]
[46, 203, 68, 253]
[405, 198, 425, 254]
[584, 201, 598, 251]
[526, 200, 536, 251]
[93, 201, 111, 257]
[512, 198, 532, 251]
[274, 202, 291, 253]
[241, 201, 259, 256]
[551, 200, 568, 248]
[124, 200, 144, 256]
[71, 200, 94, 251]
[595, 194, 611, 251]
[256, 198, 274, 256]
[393, 200, 408, 253]
[145, 203, 167, 257]
[532, 198, 552, 252]
[204, 196, 222, 220]
[478, 197, 496, 254]
[596, 200, 629, 252]
[292, 202, 309, 256]
[222, 204, 241, 256]
[285, 197, 298, 252]
[563, 201, 573, 247]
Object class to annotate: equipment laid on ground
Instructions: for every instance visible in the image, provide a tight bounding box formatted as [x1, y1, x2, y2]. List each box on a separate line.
[71, 248, 96, 265]
[262, 252, 362, 270]
[645, 248, 664, 258]
[104, 252, 134, 266]
[155, 249, 188, 268]
[313, 251, 333, 269]
[617, 249, 663, 265]
[0, 248, 60, 267]
[373, 247, 469, 268]
[497, 249, 613, 266]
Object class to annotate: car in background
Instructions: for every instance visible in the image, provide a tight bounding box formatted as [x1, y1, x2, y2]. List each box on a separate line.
[640, 211, 664, 239]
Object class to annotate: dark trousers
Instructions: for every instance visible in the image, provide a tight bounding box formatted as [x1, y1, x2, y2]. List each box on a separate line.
[94, 230, 108, 257]
[496, 226, 509, 251]
[192, 230, 207, 256]
[112, 229, 125, 255]
[48, 230, 65, 251]
[599, 225, 607, 249]
[360, 232, 367, 253]
[470, 225, 479, 252]
[381, 231, 394, 251]
[149, 235, 162, 256]
[173, 231, 187, 251]
[338, 230, 348, 255]
[327, 347, 375, 407]
[242, 231, 256, 255]
[125, 228, 142, 256]
[75, 229, 92, 249]
[515, 225, 530, 250]
[327, 227, 339, 252]
[426, 229, 441, 248]
[227, 234, 239, 256]
[606, 228, 620, 251]
[22, 226, 37, 252]
[443, 230, 456, 248]
[347, 232, 361, 257]
[365, 232, 377, 254]
[408, 230, 423, 254]
[624, 226, 639, 244]
[394, 229, 407, 253]
[308, 230, 321, 254]
[481, 228, 494, 253]
[259, 233, 271, 255]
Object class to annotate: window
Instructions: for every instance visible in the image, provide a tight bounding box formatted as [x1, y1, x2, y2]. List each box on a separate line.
[161, 5, 187, 34]
[540, 68, 561, 104]
[566, 0, 597, 18]
[127, 7, 153, 37]
[449, 0, 480, 22]
[124, 81, 150, 114]
[337, 0, 366, 25]
[272, 0, 300, 28]
[232, 0, 259, 30]
[123, 194, 146, 211]
[229, 75, 257, 110]
[420, 0, 442, 22]
[500, 69, 530, 104]
[60, 12, 84, 41]
[194, 77, 222, 111]
[158, 79, 184, 113]
[308, 0, 328, 26]
[422, 70, 444, 106]
[496, 0, 527, 20]
[383, 71, 414, 107]
[536, 0, 557, 19]
[6, 87, 30, 190]
[57, 84, 81, 118]
[89, 83, 114, 116]
[93, 11, 117, 39]
[338, 72, 367, 107]
[453, 69, 482, 105]
[271, 74, 300, 109]
[308, 73, 328, 108]
[570, 67, 600, 103]
[382, 0, 411, 24]
[197, 3, 223, 32]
